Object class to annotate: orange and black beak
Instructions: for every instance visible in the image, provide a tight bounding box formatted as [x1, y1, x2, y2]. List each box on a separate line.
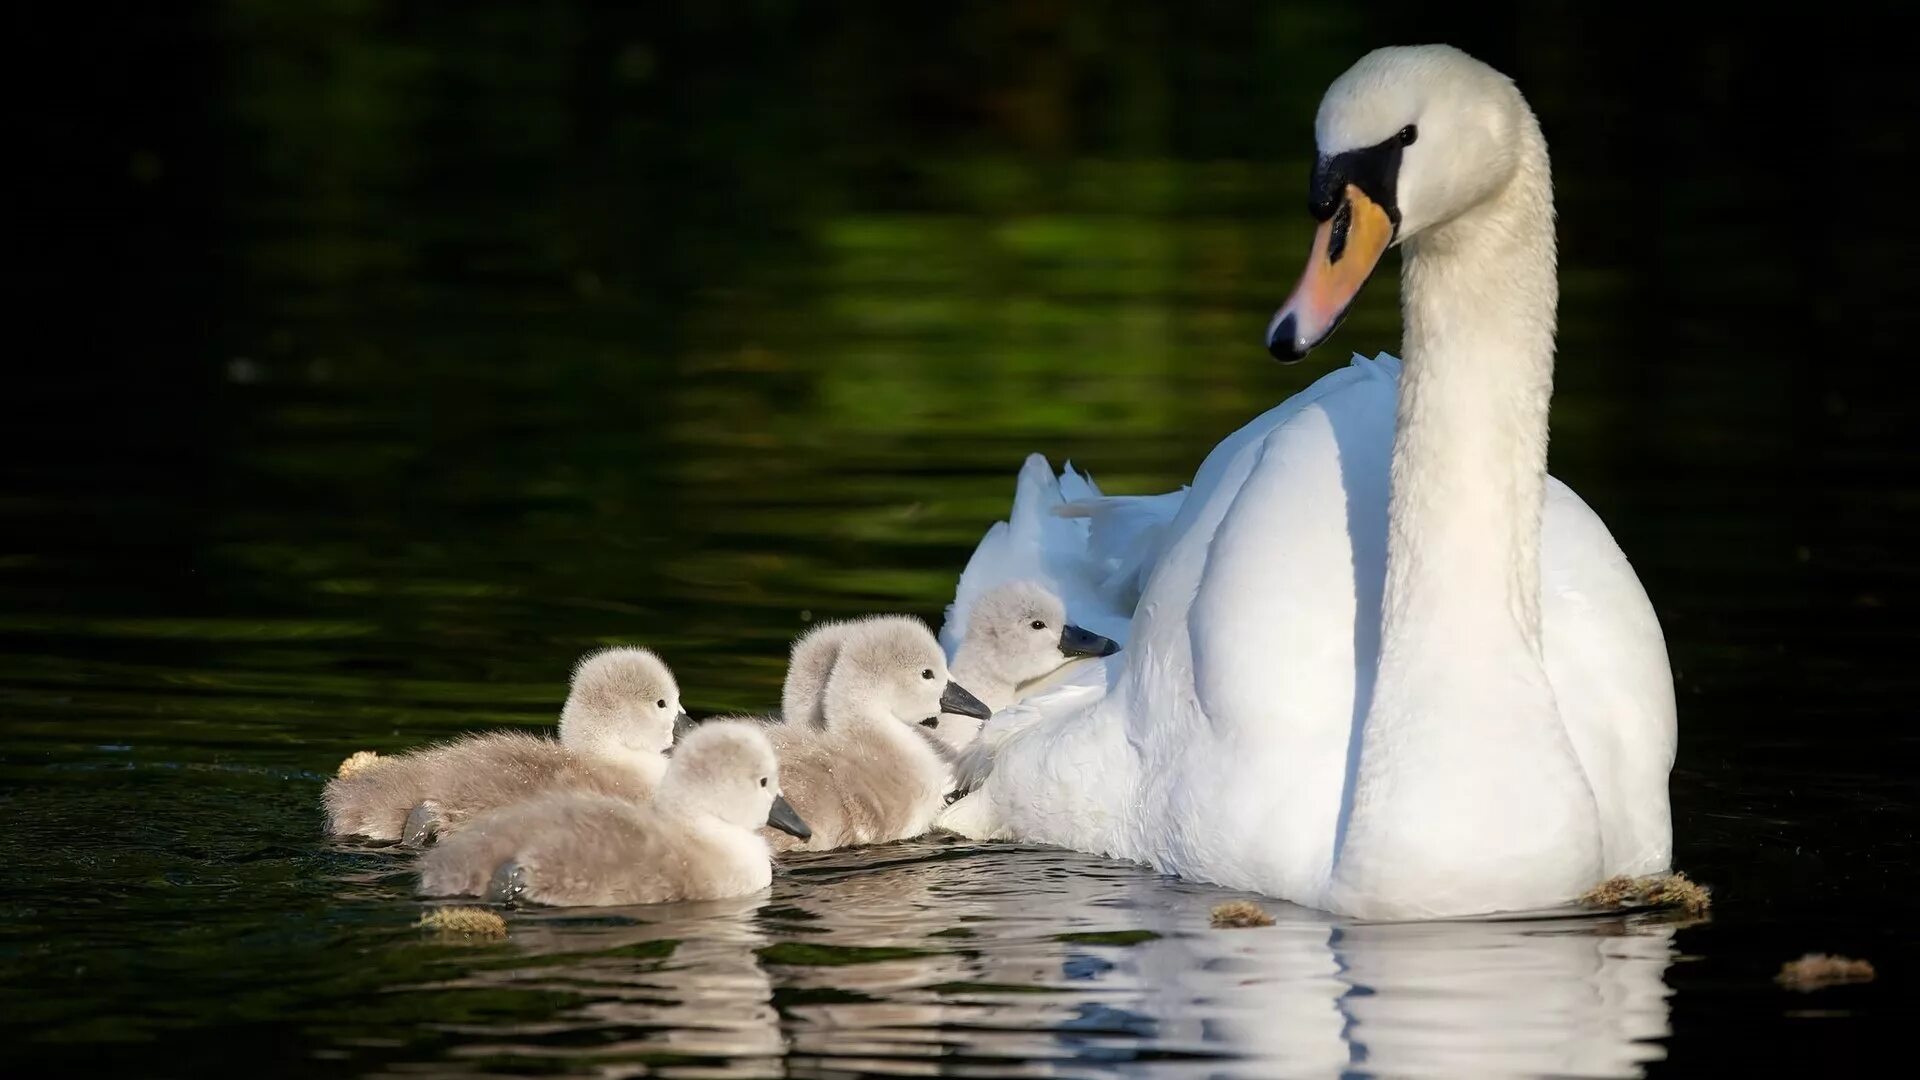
[1266, 134, 1408, 362]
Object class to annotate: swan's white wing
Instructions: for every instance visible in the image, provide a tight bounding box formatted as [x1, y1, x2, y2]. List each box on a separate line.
[1055, 488, 1188, 612]
[1540, 479, 1677, 877]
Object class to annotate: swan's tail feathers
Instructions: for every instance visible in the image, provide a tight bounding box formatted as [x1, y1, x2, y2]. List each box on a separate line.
[1056, 487, 1188, 609]
[1056, 460, 1104, 504]
[943, 454, 1180, 652]
[942, 453, 1090, 651]
[941, 519, 1013, 655]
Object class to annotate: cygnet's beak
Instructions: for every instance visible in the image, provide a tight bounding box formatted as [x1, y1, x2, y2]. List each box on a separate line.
[672, 712, 697, 741]
[939, 680, 993, 720]
[766, 794, 811, 840]
[1059, 623, 1121, 659]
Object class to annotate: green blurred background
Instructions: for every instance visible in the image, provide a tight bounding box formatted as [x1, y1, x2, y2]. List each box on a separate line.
[12, 1, 1913, 734]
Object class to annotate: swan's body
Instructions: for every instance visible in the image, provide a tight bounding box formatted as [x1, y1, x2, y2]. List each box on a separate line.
[940, 45, 1675, 918]
[325, 648, 691, 844]
[765, 616, 991, 852]
[417, 720, 809, 906]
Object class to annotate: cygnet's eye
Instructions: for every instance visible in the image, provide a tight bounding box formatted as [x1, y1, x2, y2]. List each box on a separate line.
[759, 777, 768, 788]
[921, 668, 934, 680]
[656, 698, 667, 709]
[1030, 620, 1047, 631]
[1398, 124, 1418, 146]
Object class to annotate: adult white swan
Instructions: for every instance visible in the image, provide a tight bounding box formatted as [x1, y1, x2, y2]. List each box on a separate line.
[938, 44, 1676, 919]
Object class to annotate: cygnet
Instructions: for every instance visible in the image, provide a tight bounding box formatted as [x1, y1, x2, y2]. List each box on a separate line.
[765, 615, 990, 851]
[931, 580, 1118, 753]
[324, 647, 693, 845]
[415, 720, 809, 906]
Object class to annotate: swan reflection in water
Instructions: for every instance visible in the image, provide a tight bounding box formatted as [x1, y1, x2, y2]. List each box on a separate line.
[424, 893, 787, 1075]
[412, 841, 1681, 1077]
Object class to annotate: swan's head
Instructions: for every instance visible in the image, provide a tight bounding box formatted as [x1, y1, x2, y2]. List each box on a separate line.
[960, 581, 1119, 689]
[659, 719, 810, 839]
[1267, 45, 1532, 361]
[559, 647, 694, 762]
[822, 615, 993, 732]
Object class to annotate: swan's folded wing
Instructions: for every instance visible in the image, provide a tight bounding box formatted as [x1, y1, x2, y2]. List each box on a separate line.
[1539, 478, 1677, 876]
[943, 455, 1091, 651]
[1057, 487, 1188, 611]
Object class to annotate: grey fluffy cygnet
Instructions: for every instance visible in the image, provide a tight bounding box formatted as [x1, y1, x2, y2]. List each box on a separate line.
[415, 720, 810, 907]
[765, 615, 991, 852]
[933, 581, 1119, 753]
[324, 647, 693, 845]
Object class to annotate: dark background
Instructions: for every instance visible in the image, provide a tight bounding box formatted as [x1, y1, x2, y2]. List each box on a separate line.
[4, 2, 1914, 1075]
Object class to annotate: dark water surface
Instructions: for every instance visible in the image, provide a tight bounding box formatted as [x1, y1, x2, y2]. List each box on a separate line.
[7, 4, 1914, 1076]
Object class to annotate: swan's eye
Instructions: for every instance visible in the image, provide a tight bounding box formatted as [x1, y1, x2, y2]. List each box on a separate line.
[1030, 620, 1047, 631]
[656, 698, 667, 709]
[921, 668, 935, 680]
[759, 777, 768, 788]
[1398, 124, 1418, 146]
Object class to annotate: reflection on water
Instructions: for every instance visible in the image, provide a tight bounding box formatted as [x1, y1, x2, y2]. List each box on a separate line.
[437, 895, 785, 1074]
[409, 841, 1680, 1078]
[5, 2, 1911, 1076]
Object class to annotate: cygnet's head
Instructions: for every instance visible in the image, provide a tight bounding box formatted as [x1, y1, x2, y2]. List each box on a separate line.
[959, 581, 1120, 689]
[659, 719, 810, 839]
[822, 616, 992, 731]
[1267, 45, 1536, 360]
[780, 619, 857, 728]
[559, 647, 693, 760]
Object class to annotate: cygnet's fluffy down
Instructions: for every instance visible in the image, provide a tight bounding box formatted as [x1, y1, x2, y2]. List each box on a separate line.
[932, 580, 1118, 753]
[779, 618, 945, 761]
[324, 647, 693, 844]
[416, 720, 810, 906]
[764, 615, 991, 852]
[779, 587, 1115, 759]
[779, 618, 852, 728]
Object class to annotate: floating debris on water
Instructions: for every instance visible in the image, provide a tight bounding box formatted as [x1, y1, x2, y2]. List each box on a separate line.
[1580, 872, 1711, 915]
[417, 907, 507, 939]
[1776, 953, 1875, 991]
[1210, 900, 1275, 929]
[335, 750, 382, 779]
[1581, 876, 1638, 907]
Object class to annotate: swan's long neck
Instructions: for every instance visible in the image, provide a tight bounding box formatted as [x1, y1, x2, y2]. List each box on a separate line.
[1383, 111, 1557, 663]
